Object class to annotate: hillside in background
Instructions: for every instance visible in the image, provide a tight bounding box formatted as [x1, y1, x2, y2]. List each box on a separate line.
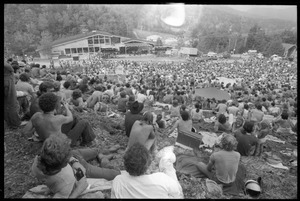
[244, 6, 297, 22]
[4, 4, 297, 57]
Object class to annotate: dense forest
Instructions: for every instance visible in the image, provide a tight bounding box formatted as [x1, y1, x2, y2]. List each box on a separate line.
[4, 4, 297, 57]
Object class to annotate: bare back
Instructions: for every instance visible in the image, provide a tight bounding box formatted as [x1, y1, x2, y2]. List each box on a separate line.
[31, 112, 70, 141]
[127, 121, 155, 150]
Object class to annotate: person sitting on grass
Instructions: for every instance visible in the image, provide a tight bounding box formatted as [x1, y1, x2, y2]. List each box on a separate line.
[192, 134, 241, 191]
[254, 120, 271, 156]
[190, 102, 204, 122]
[85, 86, 103, 109]
[231, 115, 245, 133]
[22, 92, 96, 146]
[61, 81, 73, 101]
[111, 143, 183, 199]
[168, 110, 194, 135]
[214, 114, 232, 133]
[117, 91, 128, 113]
[272, 111, 295, 134]
[69, 89, 85, 112]
[31, 134, 121, 198]
[126, 111, 157, 154]
[155, 113, 166, 129]
[234, 121, 258, 156]
[169, 99, 181, 118]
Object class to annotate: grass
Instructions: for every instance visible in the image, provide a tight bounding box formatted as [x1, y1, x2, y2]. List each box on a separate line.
[4, 105, 297, 199]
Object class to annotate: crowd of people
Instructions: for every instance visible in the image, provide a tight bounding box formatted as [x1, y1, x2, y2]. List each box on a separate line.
[4, 54, 297, 198]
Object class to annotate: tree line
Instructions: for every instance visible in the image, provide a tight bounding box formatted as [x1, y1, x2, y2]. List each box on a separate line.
[4, 4, 297, 58]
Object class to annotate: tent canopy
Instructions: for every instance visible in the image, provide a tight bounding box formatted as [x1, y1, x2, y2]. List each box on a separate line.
[195, 87, 230, 101]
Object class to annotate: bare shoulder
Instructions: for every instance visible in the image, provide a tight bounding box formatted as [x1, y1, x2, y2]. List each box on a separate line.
[31, 112, 43, 120]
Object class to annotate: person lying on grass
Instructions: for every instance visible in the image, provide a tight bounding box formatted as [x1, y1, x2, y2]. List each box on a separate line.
[22, 92, 96, 146]
[111, 142, 183, 199]
[31, 134, 121, 198]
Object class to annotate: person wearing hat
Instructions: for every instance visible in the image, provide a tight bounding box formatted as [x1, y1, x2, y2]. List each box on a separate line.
[4, 61, 21, 128]
[124, 101, 144, 137]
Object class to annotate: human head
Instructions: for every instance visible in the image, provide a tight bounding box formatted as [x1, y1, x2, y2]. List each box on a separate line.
[181, 110, 189, 121]
[63, 81, 71, 89]
[220, 134, 238, 151]
[123, 143, 151, 176]
[255, 103, 262, 110]
[142, 111, 154, 124]
[120, 91, 126, 98]
[235, 116, 244, 128]
[156, 114, 162, 121]
[243, 121, 255, 133]
[72, 89, 82, 100]
[281, 111, 289, 120]
[244, 103, 249, 110]
[172, 99, 178, 107]
[19, 73, 30, 82]
[38, 92, 58, 113]
[53, 81, 61, 92]
[218, 114, 227, 124]
[38, 134, 71, 175]
[38, 81, 54, 96]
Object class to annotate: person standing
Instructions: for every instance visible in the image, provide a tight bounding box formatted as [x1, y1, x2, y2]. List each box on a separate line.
[4, 61, 21, 128]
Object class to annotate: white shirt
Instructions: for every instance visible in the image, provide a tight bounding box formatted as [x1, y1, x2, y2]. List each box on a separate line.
[136, 93, 147, 103]
[111, 171, 183, 199]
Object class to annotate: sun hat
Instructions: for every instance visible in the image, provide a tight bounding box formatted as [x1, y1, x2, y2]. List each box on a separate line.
[244, 180, 261, 198]
[130, 101, 144, 114]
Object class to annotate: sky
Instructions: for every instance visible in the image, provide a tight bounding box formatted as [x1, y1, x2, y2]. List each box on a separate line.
[226, 5, 296, 11]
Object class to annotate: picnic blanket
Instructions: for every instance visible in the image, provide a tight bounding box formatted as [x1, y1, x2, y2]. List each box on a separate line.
[22, 178, 112, 198]
[175, 154, 246, 196]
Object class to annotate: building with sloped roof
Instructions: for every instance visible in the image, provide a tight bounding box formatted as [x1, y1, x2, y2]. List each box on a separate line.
[37, 30, 154, 60]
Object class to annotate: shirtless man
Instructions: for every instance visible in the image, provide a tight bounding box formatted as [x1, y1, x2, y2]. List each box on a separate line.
[86, 86, 103, 109]
[22, 92, 73, 141]
[126, 111, 156, 154]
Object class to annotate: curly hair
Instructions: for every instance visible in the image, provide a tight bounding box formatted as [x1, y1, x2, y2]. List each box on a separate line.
[72, 89, 82, 100]
[38, 134, 72, 175]
[243, 121, 254, 133]
[63, 81, 71, 89]
[38, 81, 54, 96]
[39, 92, 58, 113]
[218, 114, 227, 124]
[19, 73, 30, 82]
[220, 134, 238, 151]
[123, 143, 151, 176]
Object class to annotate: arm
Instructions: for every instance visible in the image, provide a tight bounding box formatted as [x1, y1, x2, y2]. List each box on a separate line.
[61, 102, 73, 124]
[22, 117, 35, 136]
[213, 122, 219, 132]
[206, 155, 215, 172]
[168, 120, 179, 135]
[68, 177, 88, 198]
